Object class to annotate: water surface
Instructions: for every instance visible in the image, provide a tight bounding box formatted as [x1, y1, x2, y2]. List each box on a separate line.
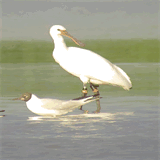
[0, 63, 159, 160]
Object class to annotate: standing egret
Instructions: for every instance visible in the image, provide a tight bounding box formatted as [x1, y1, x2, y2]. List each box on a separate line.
[49, 25, 132, 113]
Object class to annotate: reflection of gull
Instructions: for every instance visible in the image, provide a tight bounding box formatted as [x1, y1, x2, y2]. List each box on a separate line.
[28, 112, 134, 126]
[13, 92, 100, 117]
[50, 25, 132, 113]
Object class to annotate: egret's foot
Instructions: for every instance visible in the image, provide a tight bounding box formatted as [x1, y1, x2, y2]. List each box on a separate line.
[93, 110, 100, 114]
[83, 110, 89, 114]
[93, 88, 99, 93]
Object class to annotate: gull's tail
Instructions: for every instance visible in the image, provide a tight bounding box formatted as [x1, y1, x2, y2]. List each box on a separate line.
[72, 94, 102, 104]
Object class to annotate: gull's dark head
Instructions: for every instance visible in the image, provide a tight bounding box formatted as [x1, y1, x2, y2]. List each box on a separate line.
[13, 92, 32, 102]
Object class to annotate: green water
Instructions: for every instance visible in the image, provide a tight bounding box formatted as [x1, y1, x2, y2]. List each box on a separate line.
[0, 39, 159, 63]
[1, 63, 159, 160]
[0, 39, 159, 98]
[0, 63, 159, 98]
[0, 40, 159, 160]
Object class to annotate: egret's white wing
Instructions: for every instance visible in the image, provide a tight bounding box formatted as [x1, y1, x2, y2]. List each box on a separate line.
[60, 47, 113, 77]
[60, 47, 132, 89]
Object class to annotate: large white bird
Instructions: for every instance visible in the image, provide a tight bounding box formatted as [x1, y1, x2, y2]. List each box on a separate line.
[13, 92, 100, 117]
[49, 25, 132, 113]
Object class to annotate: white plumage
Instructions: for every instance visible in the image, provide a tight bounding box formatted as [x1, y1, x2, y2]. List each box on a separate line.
[13, 92, 100, 117]
[50, 25, 132, 90]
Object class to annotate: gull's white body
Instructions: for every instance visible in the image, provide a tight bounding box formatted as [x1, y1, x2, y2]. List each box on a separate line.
[50, 25, 132, 90]
[26, 94, 98, 117]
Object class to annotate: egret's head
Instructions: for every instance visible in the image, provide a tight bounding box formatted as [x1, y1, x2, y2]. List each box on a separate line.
[13, 92, 32, 102]
[49, 25, 66, 37]
[49, 25, 85, 47]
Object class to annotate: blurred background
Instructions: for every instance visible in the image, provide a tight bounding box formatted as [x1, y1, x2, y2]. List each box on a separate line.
[1, 0, 158, 40]
[0, 0, 159, 63]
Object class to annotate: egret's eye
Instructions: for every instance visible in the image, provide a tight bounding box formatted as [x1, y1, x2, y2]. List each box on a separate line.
[57, 29, 60, 31]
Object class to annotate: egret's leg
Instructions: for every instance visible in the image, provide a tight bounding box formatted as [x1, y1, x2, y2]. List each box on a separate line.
[79, 86, 88, 113]
[79, 76, 89, 112]
[90, 83, 101, 113]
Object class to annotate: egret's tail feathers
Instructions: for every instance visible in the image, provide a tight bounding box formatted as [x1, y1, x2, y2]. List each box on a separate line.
[123, 84, 132, 90]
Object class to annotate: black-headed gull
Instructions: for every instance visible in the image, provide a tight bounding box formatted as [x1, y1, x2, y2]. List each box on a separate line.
[13, 92, 101, 117]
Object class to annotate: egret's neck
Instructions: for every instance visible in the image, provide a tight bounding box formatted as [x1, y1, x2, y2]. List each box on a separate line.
[52, 35, 67, 50]
[51, 35, 68, 64]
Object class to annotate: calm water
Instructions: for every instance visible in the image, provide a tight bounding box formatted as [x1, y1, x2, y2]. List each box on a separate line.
[0, 63, 159, 160]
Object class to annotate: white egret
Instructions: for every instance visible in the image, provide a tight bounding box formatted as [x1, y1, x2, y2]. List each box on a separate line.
[49, 25, 132, 113]
[13, 92, 100, 117]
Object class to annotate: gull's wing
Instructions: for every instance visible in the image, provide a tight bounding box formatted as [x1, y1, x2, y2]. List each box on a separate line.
[40, 98, 83, 111]
[40, 94, 100, 114]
